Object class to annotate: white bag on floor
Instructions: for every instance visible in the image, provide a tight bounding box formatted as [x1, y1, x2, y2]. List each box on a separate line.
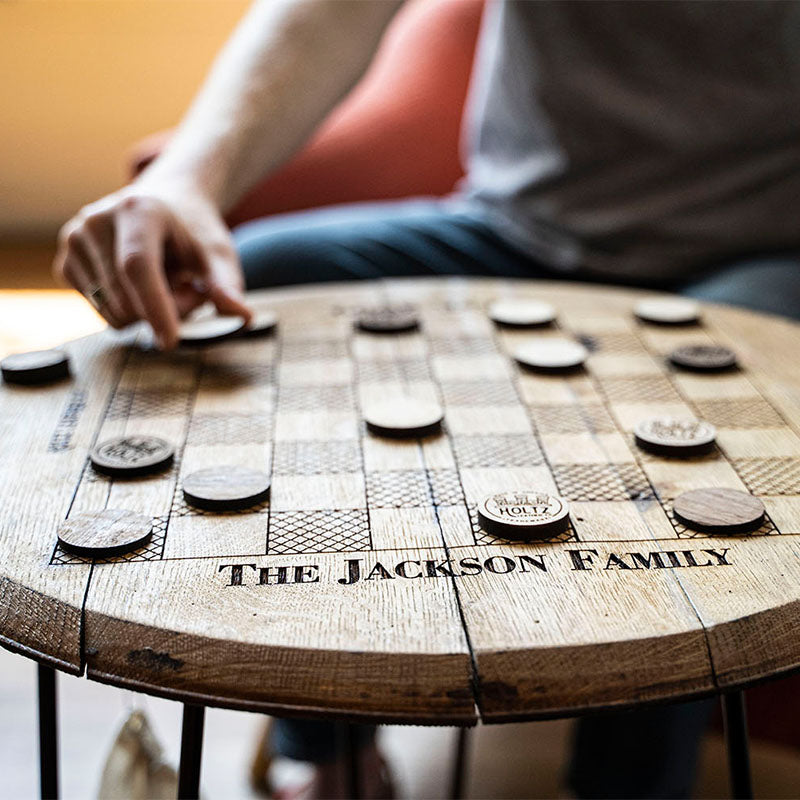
[97, 710, 177, 800]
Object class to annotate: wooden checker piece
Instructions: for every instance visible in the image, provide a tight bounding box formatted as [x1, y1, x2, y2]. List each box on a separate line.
[363, 397, 443, 438]
[1, 349, 70, 385]
[182, 465, 271, 511]
[634, 417, 716, 457]
[243, 309, 278, 338]
[57, 509, 152, 557]
[356, 307, 419, 334]
[179, 315, 246, 345]
[634, 297, 700, 325]
[669, 344, 738, 372]
[513, 338, 588, 372]
[673, 488, 765, 534]
[91, 435, 175, 477]
[488, 299, 556, 328]
[478, 491, 570, 540]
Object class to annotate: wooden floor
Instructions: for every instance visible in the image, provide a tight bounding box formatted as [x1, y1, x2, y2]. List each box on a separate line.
[1, 241, 799, 798]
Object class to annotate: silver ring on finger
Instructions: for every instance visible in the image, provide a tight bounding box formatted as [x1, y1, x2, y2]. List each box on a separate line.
[85, 283, 107, 312]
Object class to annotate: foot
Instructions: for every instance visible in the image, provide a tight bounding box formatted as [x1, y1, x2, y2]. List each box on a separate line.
[271, 743, 395, 800]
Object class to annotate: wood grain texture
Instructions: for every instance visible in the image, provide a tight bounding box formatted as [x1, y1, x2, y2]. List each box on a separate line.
[2, 279, 800, 723]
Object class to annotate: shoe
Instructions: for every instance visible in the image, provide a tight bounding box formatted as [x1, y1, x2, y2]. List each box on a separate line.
[249, 719, 395, 800]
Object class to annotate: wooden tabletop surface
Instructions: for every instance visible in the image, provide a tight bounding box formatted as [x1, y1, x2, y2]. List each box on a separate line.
[1, 278, 799, 725]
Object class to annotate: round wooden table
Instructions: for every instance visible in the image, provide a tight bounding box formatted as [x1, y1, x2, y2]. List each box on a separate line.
[2, 278, 799, 799]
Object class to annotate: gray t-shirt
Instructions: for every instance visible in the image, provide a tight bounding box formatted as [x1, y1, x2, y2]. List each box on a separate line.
[463, 0, 800, 281]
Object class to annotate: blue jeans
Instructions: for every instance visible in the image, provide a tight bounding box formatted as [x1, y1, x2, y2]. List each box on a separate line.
[234, 198, 800, 798]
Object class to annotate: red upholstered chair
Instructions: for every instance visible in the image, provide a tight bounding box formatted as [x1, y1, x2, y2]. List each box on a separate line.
[130, 0, 800, 758]
[129, 0, 486, 225]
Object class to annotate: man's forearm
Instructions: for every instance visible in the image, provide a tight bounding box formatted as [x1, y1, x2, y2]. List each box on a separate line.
[141, 0, 403, 212]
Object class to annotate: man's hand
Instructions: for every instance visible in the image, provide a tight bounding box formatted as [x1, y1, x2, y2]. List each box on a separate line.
[53, 182, 251, 349]
[53, 0, 403, 348]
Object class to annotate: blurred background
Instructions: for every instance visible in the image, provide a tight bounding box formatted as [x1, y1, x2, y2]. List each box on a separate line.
[2, 1, 247, 236]
[2, 1, 800, 797]
[1, 1, 247, 291]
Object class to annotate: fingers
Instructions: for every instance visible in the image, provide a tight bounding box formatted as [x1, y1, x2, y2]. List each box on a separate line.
[203, 246, 253, 323]
[54, 215, 138, 329]
[80, 215, 139, 326]
[57, 192, 244, 350]
[54, 227, 126, 329]
[115, 206, 181, 349]
[173, 281, 207, 318]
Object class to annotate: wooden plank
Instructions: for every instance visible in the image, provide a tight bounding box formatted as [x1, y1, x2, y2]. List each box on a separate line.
[0, 330, 128, 670]
[84, 550, 476, 722]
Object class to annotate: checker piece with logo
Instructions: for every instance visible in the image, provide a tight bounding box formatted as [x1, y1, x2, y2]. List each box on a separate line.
[478, 491, 571, 540]
[634, 417, 717, 457]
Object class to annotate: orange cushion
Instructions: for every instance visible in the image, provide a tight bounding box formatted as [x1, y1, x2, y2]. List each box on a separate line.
[129, 0, 485, 226]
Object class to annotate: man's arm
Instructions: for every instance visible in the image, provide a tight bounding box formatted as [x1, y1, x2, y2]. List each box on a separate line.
[54, 0, 403, 348]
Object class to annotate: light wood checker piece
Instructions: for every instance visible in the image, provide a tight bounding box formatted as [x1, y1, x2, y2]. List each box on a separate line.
[2, 280, 800, 725]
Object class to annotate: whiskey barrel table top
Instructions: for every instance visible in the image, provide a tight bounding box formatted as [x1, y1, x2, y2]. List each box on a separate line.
[2, 278, 800, 725]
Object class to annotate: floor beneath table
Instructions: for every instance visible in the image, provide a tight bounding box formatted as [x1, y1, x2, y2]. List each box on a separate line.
[3, 647, 800, 799]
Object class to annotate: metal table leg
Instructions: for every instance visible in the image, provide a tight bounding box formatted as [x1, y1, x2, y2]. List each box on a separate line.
[37, 664, 59, 800]
[721, 690, 753, 800]
[449, 727, 470, 800]
[344, 723, 361, 800]
[177, 704, 205, 800]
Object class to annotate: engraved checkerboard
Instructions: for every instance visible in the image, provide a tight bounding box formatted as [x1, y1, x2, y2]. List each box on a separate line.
[3, 278, 800, 724]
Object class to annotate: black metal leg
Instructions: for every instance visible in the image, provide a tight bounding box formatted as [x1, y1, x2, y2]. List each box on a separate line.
[343, 723, 361, 800]
[721, 690, 753, 800]
[177, 704, 205, 800]
[37, 664, 59, 800]
[449, 727, 470, 800]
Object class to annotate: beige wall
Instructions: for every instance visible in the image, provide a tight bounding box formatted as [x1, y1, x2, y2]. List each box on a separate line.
[1, 1, 249, 238]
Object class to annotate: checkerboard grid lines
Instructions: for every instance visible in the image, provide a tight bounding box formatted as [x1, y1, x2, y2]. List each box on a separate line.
[187, 413, 272, 446]
[598, 375, 683, 404]
[580, 331, 647, 355]
[356, 359, 432, 383]
[428, 337, 500, 357]
[277, 384, 356, 413]
[427, 468, 467, 506]
[200, 363, 274, 387]
[552, 462, 655, 502]
[127, 348, 202, 371]
[628, 324, 799, 529]
[451, 433, 544, 468]
[439, 380, 519, 407]
[272, 439, 362, 475]
[694, 399, 786, 430]
[267, 509, 371, 555]
[467, 504, 578, 546]
[732, 457, 800, 495]
[663, 504, 778, 539]
[366, 470, 433, 508]
[106, 389, 194, 420]
[528, 403, 617, 435]
[49, 516, 168, 565]
[281, 340, 349, 361]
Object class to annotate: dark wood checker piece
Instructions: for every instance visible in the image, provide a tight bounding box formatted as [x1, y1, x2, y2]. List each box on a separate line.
[2, 279, 800, 729]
